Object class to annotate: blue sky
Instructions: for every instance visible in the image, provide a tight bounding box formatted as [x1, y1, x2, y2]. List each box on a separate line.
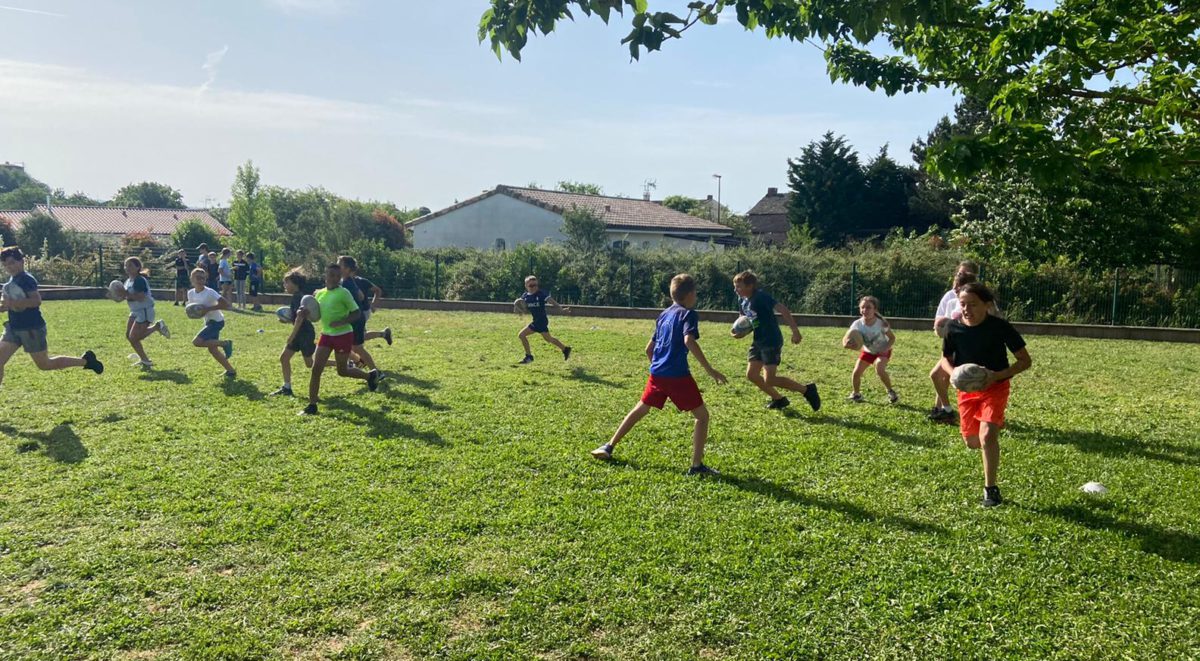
[0, 0, 957, 212]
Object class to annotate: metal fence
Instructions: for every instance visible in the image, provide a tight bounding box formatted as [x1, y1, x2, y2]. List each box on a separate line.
[25, 245, 1200, 329]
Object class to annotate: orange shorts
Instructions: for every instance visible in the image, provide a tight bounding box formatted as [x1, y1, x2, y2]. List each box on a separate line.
[957, 379, 1011, 438]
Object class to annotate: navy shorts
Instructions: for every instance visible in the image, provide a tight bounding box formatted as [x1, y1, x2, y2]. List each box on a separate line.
[527, 320, 549, 333]
[196, 319, 224, 342]
[249, 278, 261, 296]
[175, 272, 190, 289]
[748, 343, 783, 366]
[351, 318, 367, 345]
[287, 324, 316, 357]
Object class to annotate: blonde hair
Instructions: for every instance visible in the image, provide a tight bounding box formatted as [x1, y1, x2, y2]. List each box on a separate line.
[733, 270, 758, 287]
[190, 268, 208, 282]
[669, 273, 696, 303]
[524, 275, 538, 284]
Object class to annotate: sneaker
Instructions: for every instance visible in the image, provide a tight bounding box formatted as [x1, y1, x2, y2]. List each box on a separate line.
[383, 327, 393, 346]
[223, 340, 234, 359]
[271, 386, 294, 397]
[563, 346, 572, 361]
[590, 443, 614, 460]
[224, 370, 237, 379]
[847, 392, 864, 403]
[82, 350, 104, 375]
[685, 464, 720, 477]
[982, 486, 1003, 507]
[803, 383, 821, 411]
[138, 360, 153, 370]
[173, 301, 179, 306]
[299, 403, 318, 416]
[887, 389, 899, 404]
[928, 407, 955, 423]
[157, 320, 171, 339]
[253, 304, 263, 312]
[767, 397, 790, 410]
[519, 355, 534, 364]
[367, 369, 381, 392]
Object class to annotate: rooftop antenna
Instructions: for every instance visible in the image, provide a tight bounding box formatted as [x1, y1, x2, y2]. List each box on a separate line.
[642, 178, 657, 201]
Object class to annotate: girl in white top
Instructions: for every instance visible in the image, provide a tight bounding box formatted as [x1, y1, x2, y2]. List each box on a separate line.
[118, 256, 170, 369]
[186, 268, 235, 378]
[846, 296, 897, 403]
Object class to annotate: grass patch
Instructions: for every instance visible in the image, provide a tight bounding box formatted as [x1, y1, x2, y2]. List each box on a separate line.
[1, 301, 1198, 659]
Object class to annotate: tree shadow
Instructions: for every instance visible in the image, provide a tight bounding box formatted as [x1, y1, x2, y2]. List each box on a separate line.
[378, 384, 450, 411]
[567, 366, 623, 389]
[221, 378, 265, 401]
[138, 369, 191, 384]
[1008, 421, 1200, 467]
[801, 415, 941, 449]
[325, 398, 447, 446]
[2, 423, 88, 464]
[1036, 500, 1199, 565]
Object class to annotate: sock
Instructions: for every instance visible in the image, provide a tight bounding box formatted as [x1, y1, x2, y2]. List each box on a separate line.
[283, 382, 291, 389]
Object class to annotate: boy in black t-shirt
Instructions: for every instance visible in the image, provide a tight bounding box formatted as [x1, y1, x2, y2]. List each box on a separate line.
[731, 271, 820, 411]
[271, 268, 316, 397]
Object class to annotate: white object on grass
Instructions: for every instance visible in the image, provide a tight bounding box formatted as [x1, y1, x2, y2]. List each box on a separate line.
[1080, 481, 1109, 494]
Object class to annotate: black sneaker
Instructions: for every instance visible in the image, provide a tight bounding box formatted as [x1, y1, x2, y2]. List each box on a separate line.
[299, 403, 318, 416]
[563, 346, 572, 361]
[223, 340, 234, 359]
[383, 327, 393, 346]
[685, 464, 720, 477]
[519, 355, 534, 364]
[367, 369, 381, 392]
[82, 350, 104, 375]
[982, 486, 1003, 507]
[887, 389, 899, 404]
[928, 407, 955, 423]
[590, 443, 614, 460]
[767, 397, 790, 410]
[271, 386, 294, 397]
[803, 383, 821, 411]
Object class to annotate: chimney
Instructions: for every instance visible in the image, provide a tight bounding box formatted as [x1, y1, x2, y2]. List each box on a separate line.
[706, 194, 713, 201]
[643, 191, 651, 201]
[768, 187, 779, 196]
[604, 204, 611, 212]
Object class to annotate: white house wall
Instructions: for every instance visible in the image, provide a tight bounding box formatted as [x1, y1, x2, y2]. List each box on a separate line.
[412, 195, 566, 250]
[607, 230, 726, 252]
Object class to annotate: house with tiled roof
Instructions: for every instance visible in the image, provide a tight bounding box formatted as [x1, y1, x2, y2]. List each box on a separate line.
[745, 187, 791, 246]
[1, 204, 230, 244]
[409, 185, 737, 251]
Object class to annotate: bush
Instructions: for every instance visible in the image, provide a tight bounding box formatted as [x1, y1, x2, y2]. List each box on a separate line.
[16, 213, 66, 257]
[171, 219, 222, 252]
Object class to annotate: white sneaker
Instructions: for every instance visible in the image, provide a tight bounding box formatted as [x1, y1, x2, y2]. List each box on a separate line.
[157, 320, 171, 339]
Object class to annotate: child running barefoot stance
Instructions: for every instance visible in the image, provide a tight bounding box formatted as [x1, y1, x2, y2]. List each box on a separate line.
[845, 296, 898, 404]
[118, 257, 169, 369]
[186, 268, 236, 378]
[271, 268, 316, 397]
[938, 283, 1031, 507]
[516, 275, 571, 364]
[591, 274, 727, 475]
[731, 271, 820, 411]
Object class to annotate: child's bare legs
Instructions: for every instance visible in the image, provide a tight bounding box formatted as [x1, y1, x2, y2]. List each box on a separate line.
[539, 332, 566, 351]
[930, 362, 951, 409]
[608, 401, 653, 448]
[280, 348, 296, 385]
[975, 421, 1001, 487]
[29, 351, 86, 371]
[364, 329, 386, 341]
[0, 341, 16, 386]
[690, 404, 710, 467]
[745, 361, 781, 399]
[763, 364, 808, 394]
[875, 358, 894, 391]
[333, 349, 369, 380]
[518, 327, 535, 355]
[308, 346, 332, 405]
[851, 359, 870, 394]
[352, 345, 377, 371]
[127, 317, 153, 363]
[194, 337, 234, 372]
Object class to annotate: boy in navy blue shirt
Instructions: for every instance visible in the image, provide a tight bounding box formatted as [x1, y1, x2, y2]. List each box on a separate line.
[591, 274, 727, 475]
[0, 246, 103, 387]
[516, 275, 571, 364]
[732, 270, 820, 411]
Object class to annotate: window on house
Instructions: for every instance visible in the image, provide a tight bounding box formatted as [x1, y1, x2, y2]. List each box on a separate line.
[612, 240, 629, 249]
[495, 238, 506, 251]
[641, 241, 651, 249]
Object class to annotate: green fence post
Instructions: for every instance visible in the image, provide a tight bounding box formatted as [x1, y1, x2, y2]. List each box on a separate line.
[628, 256, 634, 308]
[434, 255, 440, 300]
[97, 246, 104, 287]
[850, 262, 857, 315]
[1111, 267, 1120, 326]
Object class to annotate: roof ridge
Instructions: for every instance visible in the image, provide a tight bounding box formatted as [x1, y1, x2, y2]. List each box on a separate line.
[500, 185, 655, 203]
[36, 204, 212, 212]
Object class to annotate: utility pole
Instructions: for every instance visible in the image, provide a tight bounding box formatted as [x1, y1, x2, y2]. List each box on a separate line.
[712, 174, 722, 224]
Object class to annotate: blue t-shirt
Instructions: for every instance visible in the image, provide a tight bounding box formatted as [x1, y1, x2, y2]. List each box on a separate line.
[4, 271, 44, 330]
[650, 303, 700, 377]
[739, 290, 782, 347]
[521, 290, 550, 326]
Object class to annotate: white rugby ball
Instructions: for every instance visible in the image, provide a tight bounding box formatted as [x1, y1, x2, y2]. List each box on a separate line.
[842, 328, 864, 351]
[950, 363, 990, 393]
[514, 298, 528, 313]
[935, 317, 950, 338]
[2, 280, 27, 301]
[107, 279, 126, 301]
[276, 306, 295, 323]
[731, 315, 753, 335]
[1081, 481, 1109, 495]
[184, 303, 206, 319]
[299, 294, 320, 322]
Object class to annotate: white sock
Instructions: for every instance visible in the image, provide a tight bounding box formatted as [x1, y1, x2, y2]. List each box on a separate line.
[283, 381, 291, 389]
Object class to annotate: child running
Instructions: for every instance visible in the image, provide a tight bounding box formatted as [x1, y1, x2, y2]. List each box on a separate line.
[299, 263, 380, 416]
[846, 296, 898, 404]
[336, 256, 392, 375]
[118, 256, 170, 369]
[186, 268, 236, 378]
[516, 275, 571, 364]
[938, 282, 1031, 507]
[271, 268, 315, 397]
[591, 274, 727, 475]
[928, 261, 978, 422]
[0, 246, 103, 387]
[731, 271, 820, 411]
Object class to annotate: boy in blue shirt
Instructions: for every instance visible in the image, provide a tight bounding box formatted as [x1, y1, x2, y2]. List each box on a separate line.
[591, 274, 727, 475]
[732, 270, 820, 411]
[516, 275, 571, 364]
[0, 246, 103, 387]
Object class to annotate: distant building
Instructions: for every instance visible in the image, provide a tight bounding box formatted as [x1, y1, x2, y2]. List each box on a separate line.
[0, 204, 230, 245]
[410, 185, 737, 251]
[745, 187, 791, 246]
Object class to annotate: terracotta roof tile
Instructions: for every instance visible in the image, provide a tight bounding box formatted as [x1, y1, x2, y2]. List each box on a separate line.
[22, 205, 230, 238]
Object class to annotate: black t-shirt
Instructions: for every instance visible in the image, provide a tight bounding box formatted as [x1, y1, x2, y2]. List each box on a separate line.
[233, 259, 249, 280]
[174, 256, 187, 275]
[942, 315, 1026, 374]
[352, 276, 375, 312]
[739, 290, 783, 347]
[288, 291, 315, 337]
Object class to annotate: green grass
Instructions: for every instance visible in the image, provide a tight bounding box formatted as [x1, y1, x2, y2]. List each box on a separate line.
[2, 300, 1199, 659]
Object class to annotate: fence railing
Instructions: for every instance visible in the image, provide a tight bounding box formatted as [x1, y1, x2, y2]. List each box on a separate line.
[23, 246, 1200, 329]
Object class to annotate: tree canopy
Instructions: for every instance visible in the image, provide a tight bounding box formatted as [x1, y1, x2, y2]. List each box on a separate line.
[110, 181, 186, 209]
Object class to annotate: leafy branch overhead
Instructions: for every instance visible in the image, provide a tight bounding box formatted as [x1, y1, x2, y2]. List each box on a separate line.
[479, 1, 1200, 181]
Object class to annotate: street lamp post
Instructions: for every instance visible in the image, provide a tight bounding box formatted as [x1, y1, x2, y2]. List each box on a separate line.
[712, 173, 722, 224]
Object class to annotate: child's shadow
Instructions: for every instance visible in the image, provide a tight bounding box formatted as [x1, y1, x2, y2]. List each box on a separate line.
[221, 378, 265, 401]
[1036, 500, 1200, 565]
[804, 415, 940, 449]
[325, 399, 447, 446]
[567, 366, 623, 389]
[138, 369, 191, 385]
[383, 371, 439, 390]
[379, 384, 450, 411]
[1009, 421, 1200, 467]
[2, 423, 88, 464]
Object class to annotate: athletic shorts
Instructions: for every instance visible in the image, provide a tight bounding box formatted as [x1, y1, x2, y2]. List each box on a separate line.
[249, 279, 261, 296]
[128, 304, 156, 325]
[351, 318, 367, 345]
[219, 280, 232, 288]
[175, 272, 190, 289]
[958, 380, 1011, 438]
[859, 349, 892, 365]
[318, 332, 354, 354]
[747, 343, 782, 366]
[641, 374, 703, 412]
[287, 324, 316, 357]
[527, 320, 549, 333]
[196, 319, 224, 342]
[1, 323, 48, 354]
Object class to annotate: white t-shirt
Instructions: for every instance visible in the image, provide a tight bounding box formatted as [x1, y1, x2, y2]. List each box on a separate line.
[851, 316, 891, 355]
[187, 287, 225, 322]
[935, 289, 961, 320]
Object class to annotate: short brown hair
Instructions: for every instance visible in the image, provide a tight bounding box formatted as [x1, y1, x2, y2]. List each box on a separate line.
[1, 246, 24, 262]
[284, 267, 307, 290]
[958, 260, 979, 274]
[859, 295, 880, 310]
[338, 255, 357, 271]
[958, 281, 995, 303]
[669, 273, 696, 303]
[953, 270, 978, 291]
[733, 270, 758, 287]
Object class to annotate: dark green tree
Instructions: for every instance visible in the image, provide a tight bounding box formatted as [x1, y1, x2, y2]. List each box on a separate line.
[170, 219, 223, 252]
[786, 132, 865, 245]
[111, 182, 186, 209]
[16, 212, 67, 257]
[561, 206, 608, 251]
[556, 180, 604, 196]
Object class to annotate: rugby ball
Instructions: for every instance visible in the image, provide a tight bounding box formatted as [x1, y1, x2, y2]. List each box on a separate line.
[1081, 481, 1109, 495]
[2, 280, 27, 301]
[731, 315, 754, 335]
[842, 328, 864, 351]
[935, 317, 950, 338]
[107, 279, 126, 301]
[950, 363, 990, 393]
[514, 298, 528, 314]
[299, 294, 320, 322]
[184, 303, 206, 319]
[276, 306, 295, 323]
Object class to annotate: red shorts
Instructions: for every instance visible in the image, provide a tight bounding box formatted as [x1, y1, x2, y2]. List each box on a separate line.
[957, 380, 1011, 438]
[641, 374, 704, 412]
[858, 349, 892, 365]
[317, 332, 354, 354]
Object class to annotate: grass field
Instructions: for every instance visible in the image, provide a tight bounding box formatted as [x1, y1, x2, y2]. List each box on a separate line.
[2, 300, 1199, 659]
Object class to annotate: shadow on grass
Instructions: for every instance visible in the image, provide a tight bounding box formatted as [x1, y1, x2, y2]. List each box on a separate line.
[1036, 501, 1199, 565]
[221, 378, 265, 401]
[138, 368, 191, 385]
[379, 384, 449, 411]
[1010, 421, 1200, 467]
[3, 423, 88, 463]
[325, 398, 447, 446]
[381, 370, 438, 390]
[567, 366, 623, 389]
[798, 415, 941, 449]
